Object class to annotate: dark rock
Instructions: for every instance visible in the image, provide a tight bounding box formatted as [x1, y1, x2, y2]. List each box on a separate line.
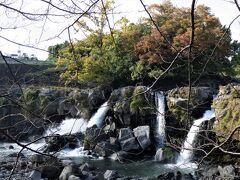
[157, 172, 175, 180]
[167, 86, 215, 126]
[176, 171, 182, 180]
[119, 137, 140, 152]
[108, 86, 155, 128]
[94, 141, 120, 157]
[104, 170, 119, 180]
[9, 145, 14, 149]
[44, 134, 79, 153]
[184, 173, 195, 180]
[44, 134, 66, 152]
[119, 128, 134, 141]
[84, 126, 109, 150]
[30, 154, 61, 179]
[7, 152, 25, 158]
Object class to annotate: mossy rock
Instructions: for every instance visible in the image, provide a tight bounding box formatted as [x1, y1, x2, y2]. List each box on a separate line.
[167, 87, 214, 126]
[212, 84, 240, 141]
[130, 86, 155, 115]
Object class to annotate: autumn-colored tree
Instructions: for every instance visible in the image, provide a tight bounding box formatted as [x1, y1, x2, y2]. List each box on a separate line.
[133, 1, 232, 80]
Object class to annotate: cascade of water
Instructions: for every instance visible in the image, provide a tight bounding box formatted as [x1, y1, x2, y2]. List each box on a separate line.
[177, 109, 215, 164]
[87, 101, 109, 128]
[155, 92, 166, 149]
[46, 118, 88, 135]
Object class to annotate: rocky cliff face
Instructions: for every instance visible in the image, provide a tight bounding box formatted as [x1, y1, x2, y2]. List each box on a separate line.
[212, 84, 240, 141]
[167, 87, 215, 127]
[0, 85, 111, 141]
[108, 86, 155, 128]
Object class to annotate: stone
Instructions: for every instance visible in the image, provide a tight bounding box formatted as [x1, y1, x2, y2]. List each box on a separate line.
[110, 137, 118, 145]
[9, 145, 14, 149]
[157, 172, 175, 180]
[79, 163, 94, 172]
[212, 84, 240, 141]
[218, 165, 235, 178]
[119, 137, 140, 152]
[133, 126, 151, 150]
[118, 128, 134, 141]
[59, 165, 78, 180]
[68, 175, 81, 180]
[203, 167, 219, 178]
[30, 155, 61, 179]
[167, 86, 215, 126]
[109, 151, 131, 162]
[44, 134, 66, 153]
[29, 170, 42, 180]
[94, 141, 120, 157]
[104, 170, 119, 180]
[84, 126, 109, 150]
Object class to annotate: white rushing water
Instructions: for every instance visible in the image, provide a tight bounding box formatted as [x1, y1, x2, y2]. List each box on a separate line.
[177, 109, 215, 165]
[155, 92, 166, 148]
[87, 101, 109, 128]
[46, 118, 88, 135]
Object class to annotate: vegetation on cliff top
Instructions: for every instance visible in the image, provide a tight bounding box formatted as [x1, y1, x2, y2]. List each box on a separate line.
[48, 0, 238, 86]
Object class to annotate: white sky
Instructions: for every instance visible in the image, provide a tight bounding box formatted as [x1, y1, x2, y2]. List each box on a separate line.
[0, 0, 239, 60]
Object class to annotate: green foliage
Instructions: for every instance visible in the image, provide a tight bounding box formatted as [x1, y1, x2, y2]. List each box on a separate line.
[130, 86, 154, 115]
[50, 1, 233, 85]
[212, 93, 240, 140]
[23, 88, 41, 113]
[48, 41, 69, 63]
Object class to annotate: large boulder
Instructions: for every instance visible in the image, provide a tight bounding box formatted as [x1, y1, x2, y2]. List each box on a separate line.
[59, 164, 81, 180]
[212, 84, 240, 141]
[44, 134, 80, 153]
[30, 154, 62, 179]
[118, 128, 134, 141]
[84, 125, 109, 150]
[133, 126, 151, 150]
[118, 129, 140, 152]
[94, 141, 120, 157]
[167, 87, 215, 127]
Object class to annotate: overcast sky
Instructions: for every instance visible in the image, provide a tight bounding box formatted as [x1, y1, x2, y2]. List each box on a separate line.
[0, 0, 239, 60]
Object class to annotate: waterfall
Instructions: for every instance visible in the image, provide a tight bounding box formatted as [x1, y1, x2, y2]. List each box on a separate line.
[87, 101, 109, 128]
[46, 118, 88, 135]
[155, 92, 165, 148]
[177, 109, 215, 164]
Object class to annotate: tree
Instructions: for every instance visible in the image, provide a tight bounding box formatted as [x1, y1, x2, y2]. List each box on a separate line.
[56, 9, 151, 85]
[133, 1, 232, 80]
[48, 41, 70, 63]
